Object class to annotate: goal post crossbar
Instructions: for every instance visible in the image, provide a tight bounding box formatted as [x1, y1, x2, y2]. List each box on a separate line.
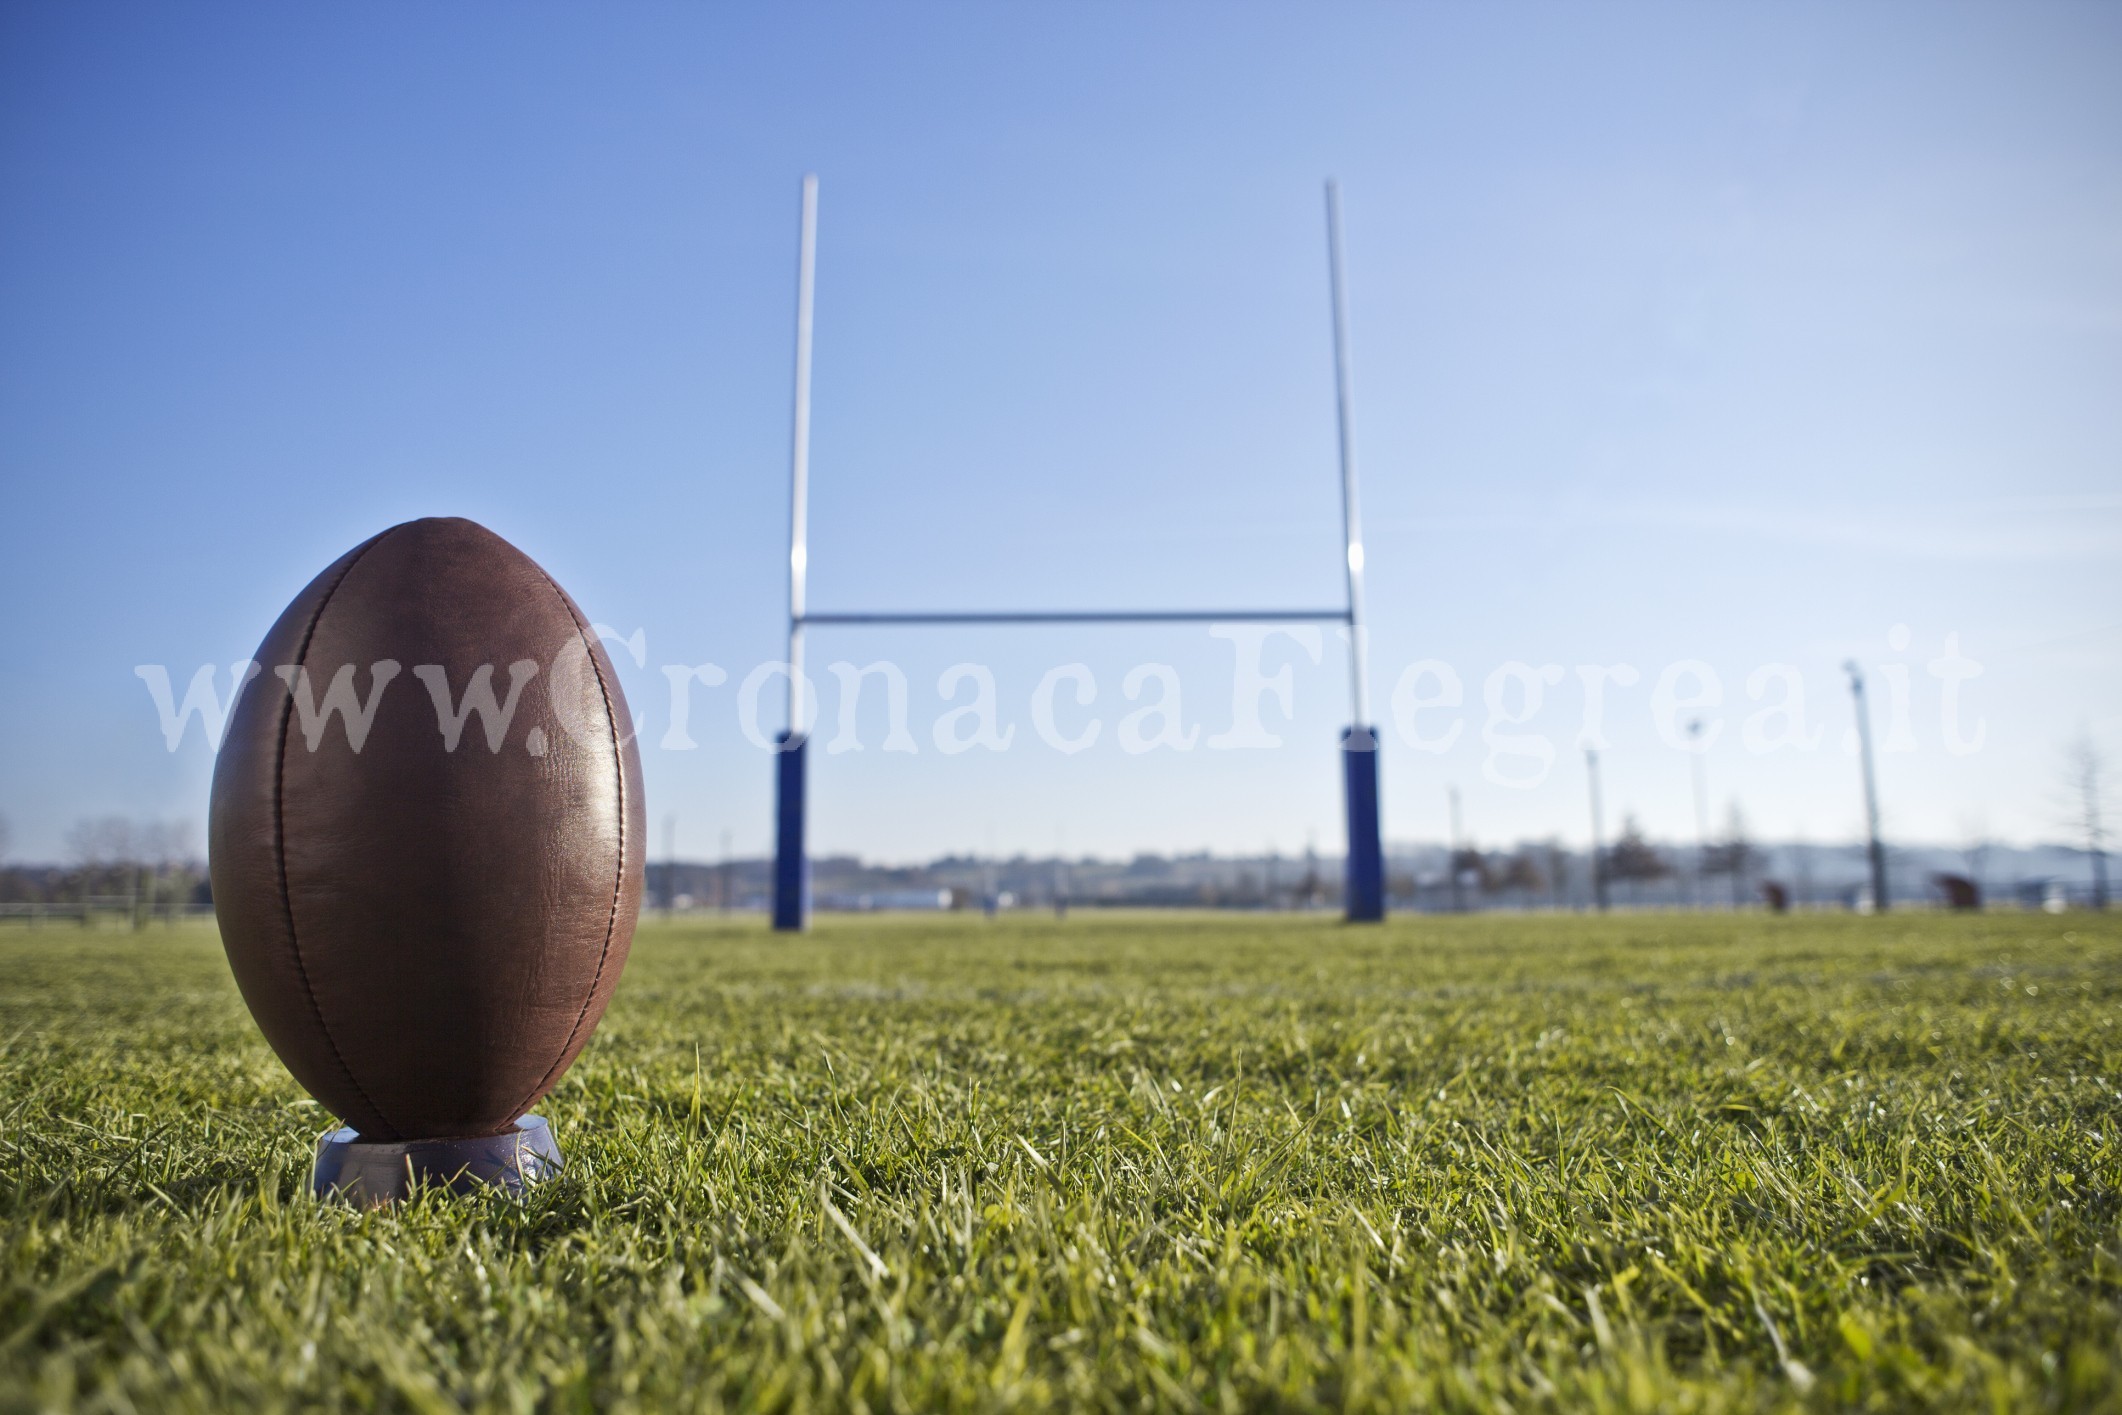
[796, 609, 1352, 627]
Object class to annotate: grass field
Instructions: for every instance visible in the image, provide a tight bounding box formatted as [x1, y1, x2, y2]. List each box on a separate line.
[3, 911, 2119, 1412]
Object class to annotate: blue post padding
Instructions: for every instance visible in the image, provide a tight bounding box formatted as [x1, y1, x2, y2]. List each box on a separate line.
[772, 732, 809, 932]
[1341, 726, 1386, 922]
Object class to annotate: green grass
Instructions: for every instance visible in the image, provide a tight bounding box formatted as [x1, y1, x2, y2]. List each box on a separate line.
[3, 912, 2120, 1412]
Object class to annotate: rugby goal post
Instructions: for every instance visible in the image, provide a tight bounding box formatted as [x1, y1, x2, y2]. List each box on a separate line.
[769, 176, 1385, 928]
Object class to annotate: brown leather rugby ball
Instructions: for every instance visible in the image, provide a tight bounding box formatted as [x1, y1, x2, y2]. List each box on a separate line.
[209, 517, 644, 1141]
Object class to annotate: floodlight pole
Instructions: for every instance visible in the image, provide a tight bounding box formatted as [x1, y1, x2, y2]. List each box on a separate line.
[662, 813, 677, 918]
[1845, 660, 1889, 913]
[1446, 784, 1465, 914]
[1585, 746, 1609, 912]
[1687, 718, 1709, 910]
[1326, 179, 1385, 923]
[773, 174, 819, 932]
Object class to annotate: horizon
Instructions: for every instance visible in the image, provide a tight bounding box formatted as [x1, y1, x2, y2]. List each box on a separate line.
[10, 818, 2107, 871]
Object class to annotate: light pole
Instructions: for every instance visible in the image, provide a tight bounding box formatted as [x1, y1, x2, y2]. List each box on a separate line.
[1447, 784, 1466, 914]
[719, 829, 732, 914]
[1586, 747, 1609, 913]
[1687, 718, 1710, 910]
[662, 813, 677, 919]
[1845, 661, 1889, 913]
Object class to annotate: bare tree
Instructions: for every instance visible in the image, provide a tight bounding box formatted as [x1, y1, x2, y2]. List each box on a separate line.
[65, 817, 136, 869]
[140, 820, 197, 868]
[1958, 812, 1992, 904]
[1496, 848, 1545, 899]
[59, 816, 136, 915]
[2065, 734, 2111, 910]
[1700, 803, 1757, 907]
[1544, 839, 1570, 909]
[1608, 814, 1670, 903]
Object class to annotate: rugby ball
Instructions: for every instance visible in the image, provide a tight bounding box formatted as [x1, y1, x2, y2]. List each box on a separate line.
[209, 517, 644, 1140]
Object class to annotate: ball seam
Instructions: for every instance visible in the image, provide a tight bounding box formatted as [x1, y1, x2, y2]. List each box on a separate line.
[274, 526, 402, 1140]
[506, 567, 629, 1123]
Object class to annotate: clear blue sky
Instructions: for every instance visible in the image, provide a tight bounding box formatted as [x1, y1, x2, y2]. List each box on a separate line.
[3, 2, 2117, 864]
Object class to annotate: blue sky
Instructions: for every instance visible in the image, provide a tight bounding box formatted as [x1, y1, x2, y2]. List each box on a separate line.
[2, 2, 2117, 864]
